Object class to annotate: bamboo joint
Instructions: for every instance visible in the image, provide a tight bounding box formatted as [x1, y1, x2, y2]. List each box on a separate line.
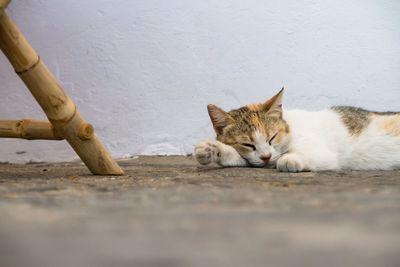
[0, 119, 63, 140]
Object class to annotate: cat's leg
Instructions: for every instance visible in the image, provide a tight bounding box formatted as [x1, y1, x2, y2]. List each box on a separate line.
[276, 153, 307, 172]
[195, 139, 249, 167]
[277, 150, 338, 172]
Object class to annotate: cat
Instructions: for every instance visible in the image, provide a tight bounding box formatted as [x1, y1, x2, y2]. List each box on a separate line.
[194, 88, 400, 172]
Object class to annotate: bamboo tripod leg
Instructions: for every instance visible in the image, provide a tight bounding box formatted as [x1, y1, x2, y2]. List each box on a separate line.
[0, 1, 10, 11]
[0, 10, 123, 175]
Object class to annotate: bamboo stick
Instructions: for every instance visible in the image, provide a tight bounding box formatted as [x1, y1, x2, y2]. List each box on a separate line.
[0, 11, 124, 175]
[0, 9, 38, 73]
[0, 0, 11, 10]
[18, 58, 76, 122]
[0, 119, 63, 140]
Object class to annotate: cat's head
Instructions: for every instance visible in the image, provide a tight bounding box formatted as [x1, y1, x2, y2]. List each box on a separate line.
[207, 88, 290, 167]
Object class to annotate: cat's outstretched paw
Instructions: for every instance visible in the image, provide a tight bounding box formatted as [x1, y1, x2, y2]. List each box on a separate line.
[195, 139, 221, 165]
[277, 154, 305, 172]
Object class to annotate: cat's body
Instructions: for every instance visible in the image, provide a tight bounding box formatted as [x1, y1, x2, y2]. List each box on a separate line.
[280, 108, 400, 171]
[195, 89, 400, 172]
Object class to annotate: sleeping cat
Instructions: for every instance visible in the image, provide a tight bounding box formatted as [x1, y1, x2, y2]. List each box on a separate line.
[194, 88, 400, 172]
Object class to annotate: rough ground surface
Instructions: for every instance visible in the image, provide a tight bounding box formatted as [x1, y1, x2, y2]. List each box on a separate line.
[0, 156, 399, 267]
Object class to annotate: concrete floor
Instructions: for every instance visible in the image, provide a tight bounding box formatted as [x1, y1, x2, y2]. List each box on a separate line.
[0, 156, 399, 267]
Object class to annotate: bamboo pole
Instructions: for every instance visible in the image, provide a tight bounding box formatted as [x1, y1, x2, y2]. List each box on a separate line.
[0, 0, 11, 10]
[0, 119, 63, 140]
[0, 8, 37, 73]
[0, 11, 124, 175]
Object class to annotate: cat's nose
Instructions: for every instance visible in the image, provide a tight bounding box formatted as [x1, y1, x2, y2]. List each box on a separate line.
[260, 155, 271, 163]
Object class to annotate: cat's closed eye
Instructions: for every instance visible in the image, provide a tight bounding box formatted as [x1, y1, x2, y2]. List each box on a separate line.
[241, 143, 256, 151]
[268, 133, 278, 145]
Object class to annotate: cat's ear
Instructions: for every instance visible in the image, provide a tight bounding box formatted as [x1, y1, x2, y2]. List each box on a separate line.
[207, 104, 233, 135]
[261, 87, 284, 118]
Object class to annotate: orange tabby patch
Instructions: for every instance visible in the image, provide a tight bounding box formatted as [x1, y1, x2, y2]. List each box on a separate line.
[250, 115, 266, 134]
[247, 103, 261, 111]
[376, 115, 400, 136]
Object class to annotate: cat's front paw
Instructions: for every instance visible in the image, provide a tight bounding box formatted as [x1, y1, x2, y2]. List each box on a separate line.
[277, 154, 305, 172]
[195, 139, 221, 165]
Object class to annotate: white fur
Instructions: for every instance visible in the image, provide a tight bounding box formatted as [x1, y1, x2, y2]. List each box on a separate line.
[195, 109, 400, 172]
[282, 109, 400, 171]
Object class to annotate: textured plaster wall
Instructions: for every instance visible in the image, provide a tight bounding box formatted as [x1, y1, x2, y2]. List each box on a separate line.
[0, 0, 399, 163]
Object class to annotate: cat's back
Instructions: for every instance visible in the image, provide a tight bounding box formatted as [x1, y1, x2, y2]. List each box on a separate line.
[331, 106, 400, 137]
[284, 106, 400, 139]
[284, 106, 400, 170]
[283, 108, 350, 155]
[283, 108, 347, 138]
[331, 106, 400, 169]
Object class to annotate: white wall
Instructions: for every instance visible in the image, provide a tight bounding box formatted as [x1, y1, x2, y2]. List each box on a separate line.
[1, 0, 399, 163]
